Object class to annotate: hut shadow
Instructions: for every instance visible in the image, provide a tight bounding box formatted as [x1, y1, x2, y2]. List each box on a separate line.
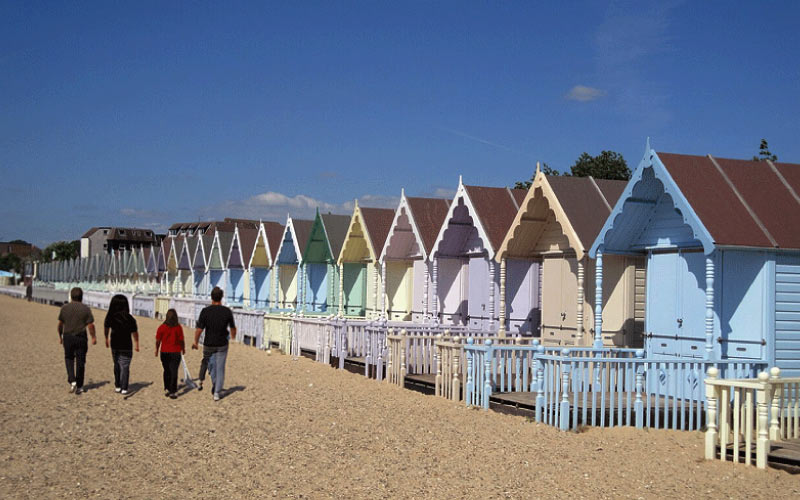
[220, 386, 246, 400]
[82, 380, 109, 392]
[123, 381, 153, 399]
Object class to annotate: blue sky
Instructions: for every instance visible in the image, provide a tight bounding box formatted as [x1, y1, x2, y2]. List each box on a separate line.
[2, 1, 799, 247]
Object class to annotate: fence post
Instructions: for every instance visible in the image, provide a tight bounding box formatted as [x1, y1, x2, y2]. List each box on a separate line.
[559, 350, 571, 431]
[483, 339, 493, 410]
[399, 329, 407, 387]
[434, 334, 443, 397]
[634, 349, 645, 429]
[704, 367, 719, 460]
[452, 336, 461, 402]
[535, 345, 544, 422]
[756, 371, 770, 469]
[769, 367, 782, 441]
[339, 319, 347, 370]
[465, 338, 474, 407]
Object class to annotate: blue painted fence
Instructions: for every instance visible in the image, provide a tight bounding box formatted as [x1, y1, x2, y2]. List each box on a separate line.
[464, 339, 767, 431]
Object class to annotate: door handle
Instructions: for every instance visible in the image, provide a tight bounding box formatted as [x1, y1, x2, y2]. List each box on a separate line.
[676, 318, 683, 327]
[561, 312, 566, 321]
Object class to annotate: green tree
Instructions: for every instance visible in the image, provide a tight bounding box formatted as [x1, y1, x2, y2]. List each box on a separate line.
[41, 241, 79, 262]
[513, 163, 561, 189]
[0, 253, 22, 274]
[753, 139, 778, 162]
[8, 239, 29, 245]
[569, 150, 630, 180]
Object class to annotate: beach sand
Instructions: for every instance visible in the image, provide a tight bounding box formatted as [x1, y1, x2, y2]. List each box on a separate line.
[0, 294, 797, 499]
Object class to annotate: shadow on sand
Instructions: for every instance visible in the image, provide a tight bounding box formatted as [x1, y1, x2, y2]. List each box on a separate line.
[82, 380, 110, 392]
[123, 381, 153, 399]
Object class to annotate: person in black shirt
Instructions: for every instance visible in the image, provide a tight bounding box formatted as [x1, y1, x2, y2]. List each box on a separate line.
[104, 294, 139, 394]
[192, 286, 236, 401]
[57, 287, 97, 394]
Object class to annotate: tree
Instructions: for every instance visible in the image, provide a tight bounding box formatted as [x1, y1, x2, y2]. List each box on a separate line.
[8, 239, 29, 245]
[513, 163, 561, 189]
[0, 253, 22, 274]
[41, 241, 79, 262]
[513, 150, 630, 188]
[753, 139, 778, 162]
[569, 150, 630, 180]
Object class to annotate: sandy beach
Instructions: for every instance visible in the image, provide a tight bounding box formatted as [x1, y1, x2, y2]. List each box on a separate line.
[0, 293, 797, 499]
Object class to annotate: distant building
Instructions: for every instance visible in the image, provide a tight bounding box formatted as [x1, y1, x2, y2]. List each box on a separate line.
[0, 241, 41, 260]
[80, 227, 159, 258]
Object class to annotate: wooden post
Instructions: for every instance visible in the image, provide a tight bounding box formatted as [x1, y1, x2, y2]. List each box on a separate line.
[499, 257, 507, 337]
[327, 262, 334, 313]
[769, 367, 782, 441]
[452, 336, 461, 402]
[399, 329, 407, 387]
[381, 260, 387, 319]
[338, 263, 344, 317]
[594, 248, 604, 349]
[756, 371, 770, 469]
[274, 264, 281, 310]
[423, 260, 430, 319]
[559, 351, 571, 431]
[434, 333, 443, 397]
[705, 256, 715, 359]
[483, 339, 493, 410]
[704, 367, 719, 460]
[465, 338, 474, 406]
[489, 259, 496, 332]
[372, 261, 379, 319]
[577, 258, 584, 344]
[432, 257, 439, 323]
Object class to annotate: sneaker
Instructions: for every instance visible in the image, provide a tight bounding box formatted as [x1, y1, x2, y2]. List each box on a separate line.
[115, 387, 121, 393]
[69, 382, 77, 393]
[121, 389, 128, 395]
[213, 393, 220, 402]
[164, 391, 170, 397]
[169, 393, 177, 399]
[197, 382, 203, 391]
[75, 387, 82, 395]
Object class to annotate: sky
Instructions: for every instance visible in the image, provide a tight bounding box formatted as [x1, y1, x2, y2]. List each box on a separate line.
[2, 1, 799, 247]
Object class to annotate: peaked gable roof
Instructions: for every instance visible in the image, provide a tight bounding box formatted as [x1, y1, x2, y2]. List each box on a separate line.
[291, 219, 314, 260]
[359, 207, 395, 261]
[590, 143, 800, 257]
[320, 214, 351, 260]
[463, 185, 526, 253]
[263, 221, 285, 263]
[407, 196, 451, 255]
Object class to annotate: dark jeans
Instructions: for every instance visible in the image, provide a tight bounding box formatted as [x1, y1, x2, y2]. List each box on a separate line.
[160, 352, 181, 394]
[112, 349, 133, 391]
[63, 334, 88, 388]
[198, 344, 227, 394]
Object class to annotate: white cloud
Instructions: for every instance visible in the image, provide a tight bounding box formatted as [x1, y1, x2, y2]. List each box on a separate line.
[201, 190, 399, 222]
[565, 85, 607, 102]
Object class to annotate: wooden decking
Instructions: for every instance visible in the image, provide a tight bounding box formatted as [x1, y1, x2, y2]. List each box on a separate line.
[716, 439, 800, 472]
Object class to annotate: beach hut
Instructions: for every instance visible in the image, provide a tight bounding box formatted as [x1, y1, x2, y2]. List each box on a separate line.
[496, 169, 644, 344]
[429, 178, 526, 330]
[337, 202, 395, 318]
[177, 233, 198, 297]
[166, 235, 183, 295]
[226, 222, 259, 306]
[590, 143, 800, 376]
[380, 191, 451, 322]
[206, 223, 235, 294]
[300, 211, 350, 314]
[193, 228, 216, 297]
[248, 220, 285, 309]
[273, 217, 314, 311]
[157, 237, 169, 294]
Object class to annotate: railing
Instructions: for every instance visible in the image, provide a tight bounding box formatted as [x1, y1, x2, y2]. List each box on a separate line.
[132, 295, 156, 318]
[290, 316, 329, 358]
[0, 286, 25, 299]
[264, 313, 293, 353]
[232, 308, 266, 349]
[464, 340, 767, 432]
[705, 367, 800, 468]
[170, 297, 202, 327]
[155, 296, 171, 319]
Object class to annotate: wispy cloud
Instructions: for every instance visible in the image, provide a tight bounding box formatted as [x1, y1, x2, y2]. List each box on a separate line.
[565, 85, 607, 102]
[200, 190, 399, 222]
[120, 208, 167, 218]
[591, 1, 681, 127]
[419, 186, 457, 199]
[438, 127, 535, 160]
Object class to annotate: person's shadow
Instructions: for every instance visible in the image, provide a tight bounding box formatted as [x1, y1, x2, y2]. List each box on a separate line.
[220, 386, 246, 400]
[82, 380, 109, 392]
[123, 381, 153, 399]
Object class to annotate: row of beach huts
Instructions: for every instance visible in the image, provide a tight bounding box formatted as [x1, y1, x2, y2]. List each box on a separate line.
[14, 143, 800, 468]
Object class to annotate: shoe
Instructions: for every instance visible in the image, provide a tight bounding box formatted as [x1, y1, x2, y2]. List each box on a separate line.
[121, 389, 128, 395]
[115, 387, 121, 393]
[69, 382, 77, 393]
[169, 393, 177, 399]
[197, 382, 203, 391]
[213, 393, 220, 402]
[75, 387, 82, 395]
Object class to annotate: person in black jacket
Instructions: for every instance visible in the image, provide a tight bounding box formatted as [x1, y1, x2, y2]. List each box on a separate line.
[104, 294, 139, 394]
[192, 287, 236, 402]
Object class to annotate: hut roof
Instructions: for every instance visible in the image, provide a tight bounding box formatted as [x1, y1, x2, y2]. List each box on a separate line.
[407, 197, 451, 255]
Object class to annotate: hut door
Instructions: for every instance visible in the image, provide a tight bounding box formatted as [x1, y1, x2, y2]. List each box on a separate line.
[541, 258, 574, 345]
[561, 258, 579, 342]
[343, 263, 366, 316]
[679, 252, 710, 358]
[646, 252, 680, 356]
[468, 257, 490, 330]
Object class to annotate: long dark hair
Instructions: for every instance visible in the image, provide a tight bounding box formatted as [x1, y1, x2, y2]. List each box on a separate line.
[108, 294, 130, 317]
[164, 308, 179, 327]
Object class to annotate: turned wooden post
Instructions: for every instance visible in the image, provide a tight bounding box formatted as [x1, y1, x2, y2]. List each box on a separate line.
[338, 263, 345, 317]
[452, 336, 461, 402]
[769, 367, 782, 441]
[756, 371, 770, 469]
[499, 257, 507, 337]
[576, 258, 584, 344]
[434, 333, 443, 397]
[704, 367, 719, 461]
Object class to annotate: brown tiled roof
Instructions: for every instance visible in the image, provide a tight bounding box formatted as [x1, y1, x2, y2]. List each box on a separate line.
[263, 221, 285, 263]
[547, 176, 627, 250]
[464, 186, 526, 252]
[82, 227, 102, 238]
[407, 197, 451, 255]
[291, 219, 314, 257]
[237, 226, 259, 266]
[359, 208, 395, 259]
[320, 214, 351, 260]
[659, 153, 800, 249]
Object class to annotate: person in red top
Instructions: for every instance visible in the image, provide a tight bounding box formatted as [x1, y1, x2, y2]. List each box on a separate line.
[155, 309, 185, 399]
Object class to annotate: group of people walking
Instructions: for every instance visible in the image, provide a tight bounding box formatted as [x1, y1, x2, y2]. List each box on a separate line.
[56, 286, 237, 401]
